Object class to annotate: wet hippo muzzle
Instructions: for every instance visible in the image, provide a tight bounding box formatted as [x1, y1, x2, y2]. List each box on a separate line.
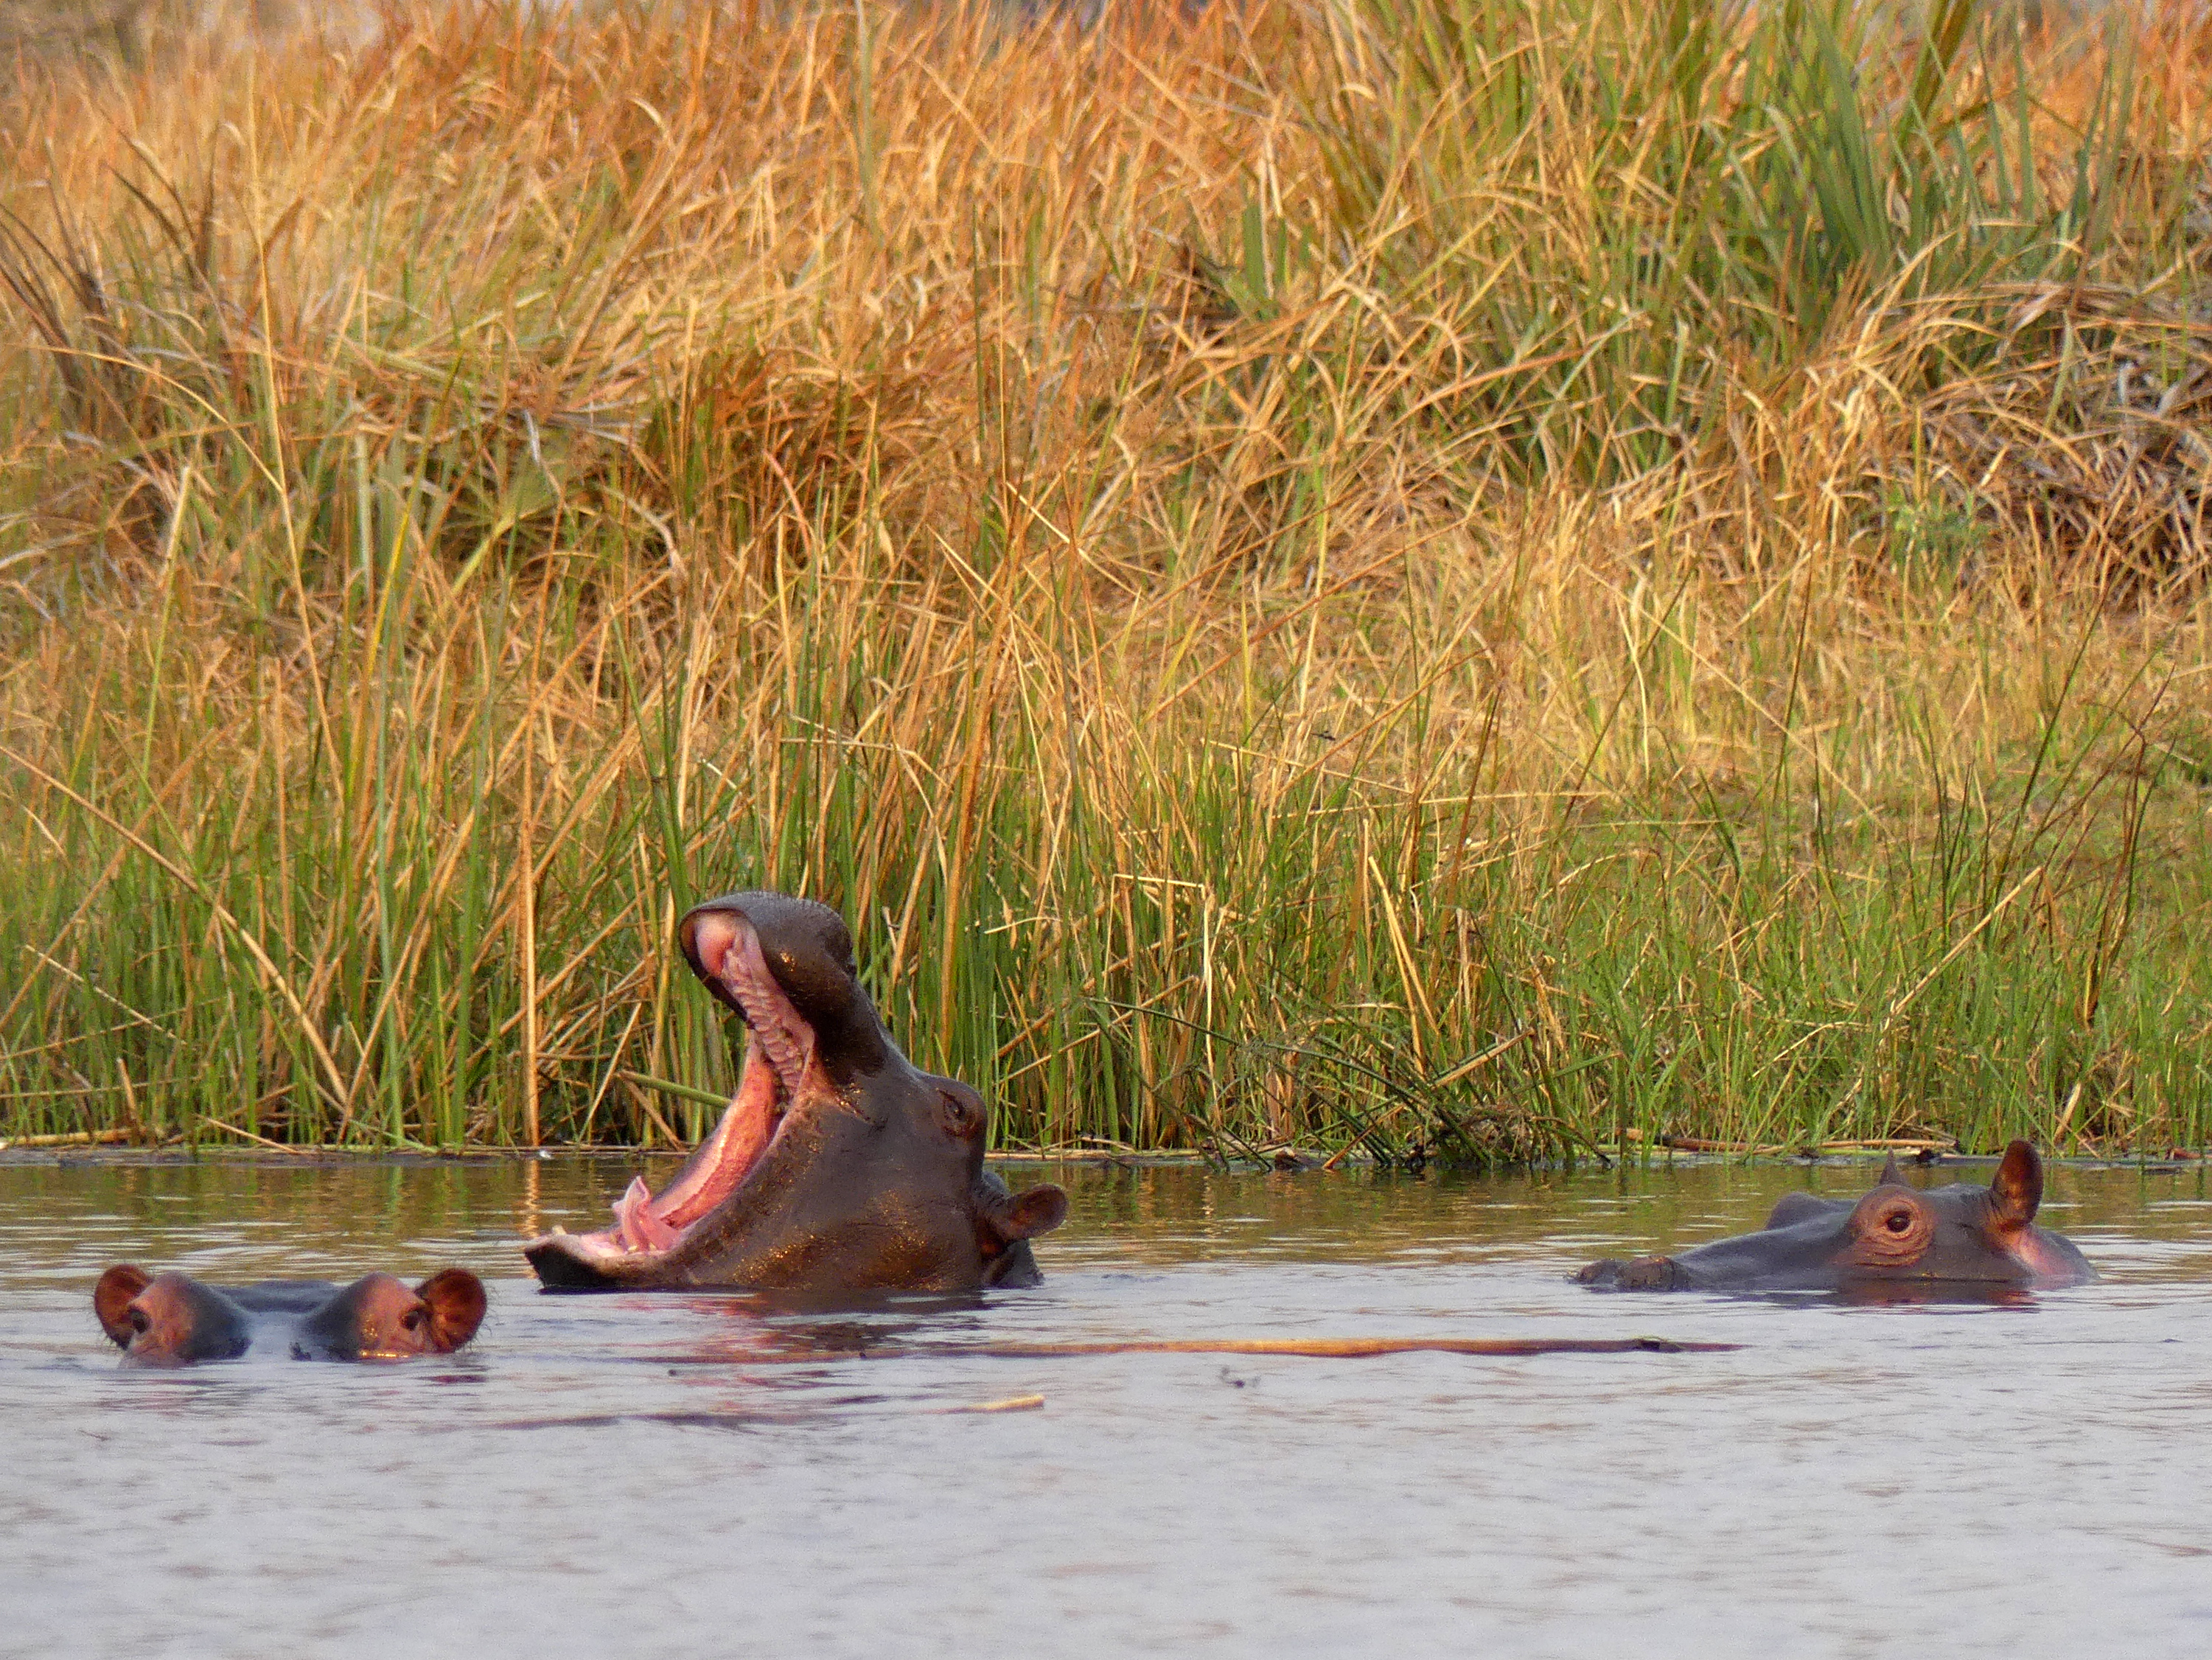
[1577, 1142, 2096, 1296]
[523, 890, 1067, 1294]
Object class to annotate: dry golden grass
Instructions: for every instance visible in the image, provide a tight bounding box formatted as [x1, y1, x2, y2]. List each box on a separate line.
[2, 1, 2211, 1157]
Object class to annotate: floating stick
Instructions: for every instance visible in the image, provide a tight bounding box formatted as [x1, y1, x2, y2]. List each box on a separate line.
[962, 1336, 1736, 1358]
[938, 1393, 1048, 1413]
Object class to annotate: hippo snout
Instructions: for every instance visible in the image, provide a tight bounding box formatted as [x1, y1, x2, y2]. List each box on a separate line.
[1576, 1255, 1687, 1291]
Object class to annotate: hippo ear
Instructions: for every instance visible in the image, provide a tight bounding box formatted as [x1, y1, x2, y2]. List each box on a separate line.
[988, 1184, 1068, 1242]
[94, 1264, 153, 1347]
[1989, 1141, 2043, 1229]
[1878, 1153, 1905, 1187]
[414, 1269, 487, 1353]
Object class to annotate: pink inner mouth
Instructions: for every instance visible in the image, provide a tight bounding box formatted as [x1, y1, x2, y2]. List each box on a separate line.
[549, 915, 820, 1263]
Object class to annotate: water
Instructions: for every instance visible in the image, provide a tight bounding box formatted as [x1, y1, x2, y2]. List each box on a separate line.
[5, 1152, 2211, 1658]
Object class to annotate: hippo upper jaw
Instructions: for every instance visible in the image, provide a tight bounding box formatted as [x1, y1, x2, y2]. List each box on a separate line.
[679, 893, 893, 1090]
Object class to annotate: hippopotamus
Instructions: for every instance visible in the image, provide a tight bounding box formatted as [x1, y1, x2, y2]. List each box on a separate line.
[523, 890, 1067, 1293]
[1577, 1141, 2096, 1294]
[94, 1264, 487, 1366]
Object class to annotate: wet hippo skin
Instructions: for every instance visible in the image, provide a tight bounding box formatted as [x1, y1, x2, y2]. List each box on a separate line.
[1577, 1142, 2096, 1294]
[524, 890, 1067, 1293]
[94, 1265, 487, 1366]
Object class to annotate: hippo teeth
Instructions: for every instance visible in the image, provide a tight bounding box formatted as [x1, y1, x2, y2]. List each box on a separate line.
[716, 931, 816, 1101]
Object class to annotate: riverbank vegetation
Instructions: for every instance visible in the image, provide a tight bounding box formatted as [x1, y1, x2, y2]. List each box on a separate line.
[4, 0, 2212, 1160]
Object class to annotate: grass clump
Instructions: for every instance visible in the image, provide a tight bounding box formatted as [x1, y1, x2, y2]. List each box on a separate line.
[1, 1, 2211, 1162]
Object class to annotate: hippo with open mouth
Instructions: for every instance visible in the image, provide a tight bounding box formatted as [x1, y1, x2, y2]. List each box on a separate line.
[1576, 1141, 2095, 1294]
[524, 891, 1067, 1293]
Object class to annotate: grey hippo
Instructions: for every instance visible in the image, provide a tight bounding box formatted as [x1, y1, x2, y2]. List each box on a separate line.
[1577, 1142, 2095, 1294]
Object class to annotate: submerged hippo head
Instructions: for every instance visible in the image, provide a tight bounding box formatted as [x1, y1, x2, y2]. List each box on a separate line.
[524, 890, 1067, 1294]
[1576, 1142, 2095, 1295]
[94, 1265, 486, 1366]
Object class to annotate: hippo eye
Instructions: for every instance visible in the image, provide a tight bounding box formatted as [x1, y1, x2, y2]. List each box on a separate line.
[401, 1308, 425, 1333]
[128, 1308, 150, 1335]
[1849, 1193, 1934, 1266]
[940, 1092, 978, 1136]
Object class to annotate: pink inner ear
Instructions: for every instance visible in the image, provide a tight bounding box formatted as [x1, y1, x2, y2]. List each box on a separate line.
[94, 1265, 153, 1345]
[1991, 1140, 2042, 1227]
[689, 913, 742, 982]
[999, 1185, 1069, 1240]
[416, 1269, 487, 1351]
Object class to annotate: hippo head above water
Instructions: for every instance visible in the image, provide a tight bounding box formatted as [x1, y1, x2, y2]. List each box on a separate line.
[524, 890, 1068, 1294]
[94, 1265, 487, 1366]
[1576, 1141, 2096, 1296]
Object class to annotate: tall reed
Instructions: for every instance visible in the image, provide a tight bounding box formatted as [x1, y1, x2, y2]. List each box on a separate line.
[1, 1, 2209, 1159]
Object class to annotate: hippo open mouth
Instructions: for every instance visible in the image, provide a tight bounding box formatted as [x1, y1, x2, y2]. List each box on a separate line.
[523, 890, 1066, 1294]
[544, 915, 828, 1268]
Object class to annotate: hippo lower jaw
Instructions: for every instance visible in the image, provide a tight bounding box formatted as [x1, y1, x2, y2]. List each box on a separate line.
[525, 918, 826, 1285]
[525, 1081, 826, 1289]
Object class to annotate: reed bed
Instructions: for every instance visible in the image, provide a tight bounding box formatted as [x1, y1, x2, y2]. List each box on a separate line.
[3, 0, 2211, 1161]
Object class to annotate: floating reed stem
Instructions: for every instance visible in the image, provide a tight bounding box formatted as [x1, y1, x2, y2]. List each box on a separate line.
[960, 1337, 1739, 1358]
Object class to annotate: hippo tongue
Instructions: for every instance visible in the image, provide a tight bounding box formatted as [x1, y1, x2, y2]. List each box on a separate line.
[613, 1179, 680, 1251]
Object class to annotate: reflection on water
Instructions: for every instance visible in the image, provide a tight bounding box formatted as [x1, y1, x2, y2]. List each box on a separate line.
[6, 1154, 2212, 1657]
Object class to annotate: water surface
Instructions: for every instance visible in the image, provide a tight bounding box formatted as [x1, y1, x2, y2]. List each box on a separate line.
[5, 1153, 2210, 1657]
